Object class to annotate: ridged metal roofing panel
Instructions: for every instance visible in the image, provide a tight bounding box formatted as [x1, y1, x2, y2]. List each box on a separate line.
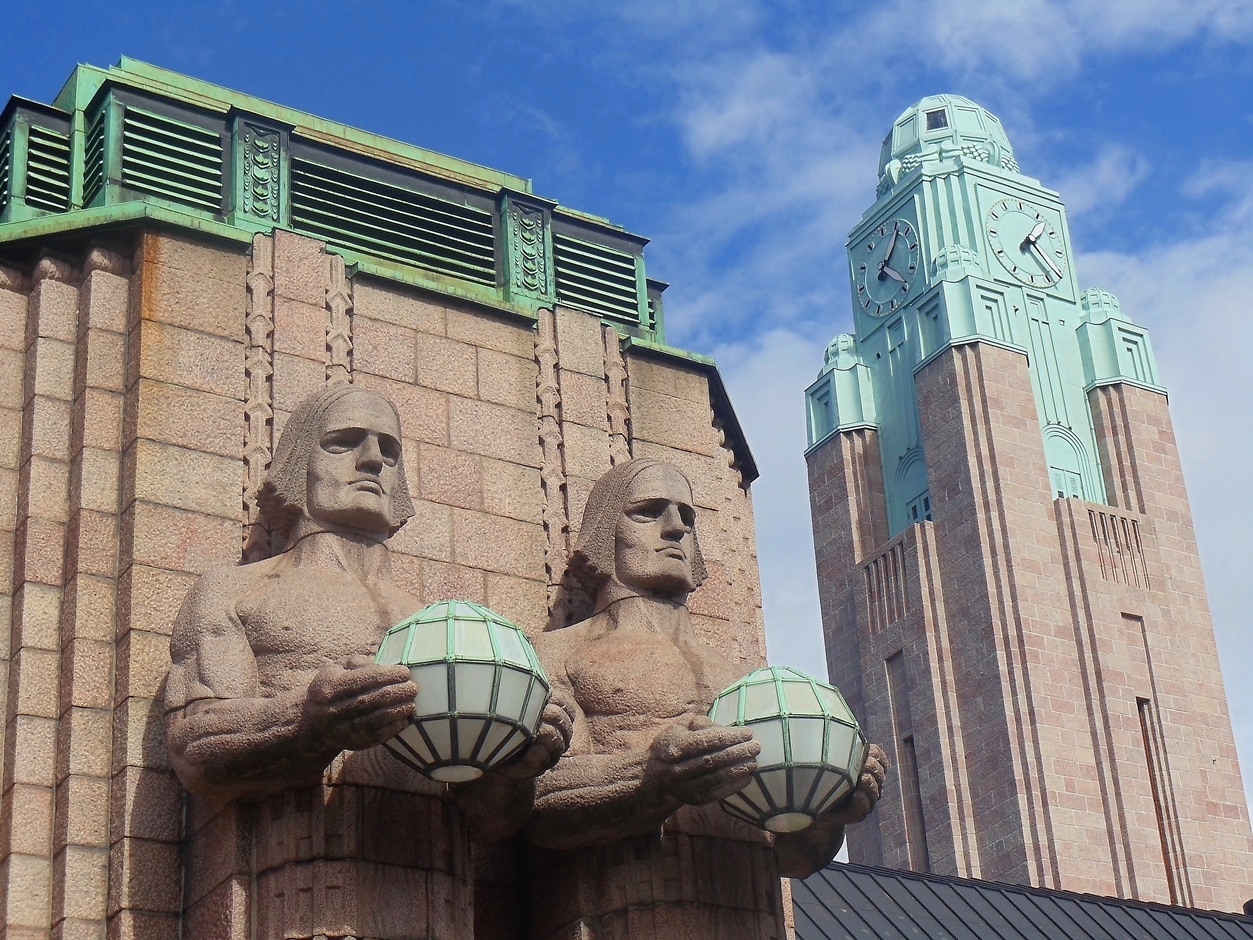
[792, 875, 870, 939]
[796, 864, 1253, 940]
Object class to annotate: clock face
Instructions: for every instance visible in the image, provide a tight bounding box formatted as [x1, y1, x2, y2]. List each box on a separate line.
[855, 218, 920, 318]
[985, 199, 1067, 287]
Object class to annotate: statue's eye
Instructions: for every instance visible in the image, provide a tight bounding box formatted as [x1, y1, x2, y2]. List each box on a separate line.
[321, 428, 366, 453]
[380, 436, 402, 466]
[625, 499, 667, 522]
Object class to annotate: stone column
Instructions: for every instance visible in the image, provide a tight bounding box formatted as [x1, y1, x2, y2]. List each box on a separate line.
[0, 255, 78, 940]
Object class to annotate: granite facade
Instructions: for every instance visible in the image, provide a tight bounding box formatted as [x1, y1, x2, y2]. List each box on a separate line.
[0, 229, 771, 939]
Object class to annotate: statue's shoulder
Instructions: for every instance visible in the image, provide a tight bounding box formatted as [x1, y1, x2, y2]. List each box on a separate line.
[177, 556, 279, 621]
[534, 615, 601, 673]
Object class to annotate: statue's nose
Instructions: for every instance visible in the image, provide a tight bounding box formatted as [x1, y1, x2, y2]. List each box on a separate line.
[659, 504, 688, 537]
[358, 435, 384, 470]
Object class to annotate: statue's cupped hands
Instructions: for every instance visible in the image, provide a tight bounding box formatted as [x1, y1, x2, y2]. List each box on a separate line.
[645, 715, 761, 807]
[303, 654, 418, 753]
[495, 687, 576, 781]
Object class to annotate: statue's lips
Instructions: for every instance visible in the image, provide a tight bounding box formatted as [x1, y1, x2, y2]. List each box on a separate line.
[657, 546, 686, 560]
[349, 479, 384, 495]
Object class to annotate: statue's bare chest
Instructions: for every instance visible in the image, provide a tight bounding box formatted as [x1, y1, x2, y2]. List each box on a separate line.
[237, 568, 413, 690]
[566, 628, 704, 725]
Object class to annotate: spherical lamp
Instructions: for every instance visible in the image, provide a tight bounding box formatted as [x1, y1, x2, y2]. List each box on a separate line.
[708, 666, 868, 833]
[375, 600, 550, 783]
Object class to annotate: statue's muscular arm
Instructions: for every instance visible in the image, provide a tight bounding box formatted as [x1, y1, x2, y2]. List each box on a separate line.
[164, 567, 416, 801]
[526, 630, 760, 851]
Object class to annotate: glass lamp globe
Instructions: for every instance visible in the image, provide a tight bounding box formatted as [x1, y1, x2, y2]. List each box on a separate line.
[708, 665, 868, 834]
[375, 600, 550, 784]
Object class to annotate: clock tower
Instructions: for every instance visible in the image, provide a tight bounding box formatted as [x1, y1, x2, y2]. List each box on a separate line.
[805, 95, 1253, 911]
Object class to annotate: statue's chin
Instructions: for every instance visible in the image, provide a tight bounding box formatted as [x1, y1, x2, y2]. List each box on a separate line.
[598, 576, 693, 611]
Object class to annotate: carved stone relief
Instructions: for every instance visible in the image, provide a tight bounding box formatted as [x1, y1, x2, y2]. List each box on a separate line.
[240, 122, 282, 223]
[325, 253, 353, 384]
[603, 323, 631, 466]
[506, 199, 550, 298]
[243, 233, 276, 561]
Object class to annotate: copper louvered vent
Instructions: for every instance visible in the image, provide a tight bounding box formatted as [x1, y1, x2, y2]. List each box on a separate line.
[121, 106, 224, 213]
[82, 109, 106, 208]
[24, 125, 71, 212]
[553, 234, 642, 327]
[290, 156, 497, 285]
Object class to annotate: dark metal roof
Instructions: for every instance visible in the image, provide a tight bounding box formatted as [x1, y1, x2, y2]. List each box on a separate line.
[794, 862, 1253, 940]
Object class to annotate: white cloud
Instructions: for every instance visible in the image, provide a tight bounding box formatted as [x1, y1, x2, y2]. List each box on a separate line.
[711, 327, 833, 669]
[863, 0, 1253, 82]
[1053, 145, 1152, 217]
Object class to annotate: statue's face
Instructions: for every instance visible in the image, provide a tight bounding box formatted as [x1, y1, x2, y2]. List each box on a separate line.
[305, 392, 403, 533]
[614, 464, 697, 597]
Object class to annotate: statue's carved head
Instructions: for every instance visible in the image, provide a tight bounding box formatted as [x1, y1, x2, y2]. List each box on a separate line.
[258, 385, 415, 545]
[567, 459, 707, 614]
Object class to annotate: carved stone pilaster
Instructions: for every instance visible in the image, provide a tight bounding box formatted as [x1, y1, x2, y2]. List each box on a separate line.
[325, 254, 353, 385]
[536, 307, 568, 618]
[502, 190, 555, 303]
[603, 324, 631, 465]
[242, 234, 276, 561]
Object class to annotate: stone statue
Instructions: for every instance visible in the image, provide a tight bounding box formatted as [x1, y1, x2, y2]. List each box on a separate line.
[164, 385, 571, 940]
[528, 459, 887, 939]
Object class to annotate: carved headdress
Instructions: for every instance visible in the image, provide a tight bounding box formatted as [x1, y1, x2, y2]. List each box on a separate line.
[257, 385, 415, 546]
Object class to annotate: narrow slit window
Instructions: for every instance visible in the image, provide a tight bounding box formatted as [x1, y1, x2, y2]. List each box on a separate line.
[886, 652, 930, 871]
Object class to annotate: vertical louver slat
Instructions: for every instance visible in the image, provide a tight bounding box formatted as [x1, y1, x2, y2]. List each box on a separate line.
[553, 234, 642, 326]
[290, 157, 496, 285]
[82, 110, 106, 207]
[0, 128, 10, 213]
[24, 125, 71, 212]
[121, 107, 223, 212]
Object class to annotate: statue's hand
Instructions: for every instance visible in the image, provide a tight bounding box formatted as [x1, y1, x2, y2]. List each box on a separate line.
[821, 743, 889, 826]
[303, 655, 417, 753]
[495, 688, 576, 782]
[645, 715, 760, 807]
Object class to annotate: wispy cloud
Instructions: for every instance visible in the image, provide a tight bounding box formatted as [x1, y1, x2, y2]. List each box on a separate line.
[1053, 144, 1153, 217]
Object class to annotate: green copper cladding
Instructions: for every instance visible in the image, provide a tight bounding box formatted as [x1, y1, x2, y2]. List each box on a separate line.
[808, 94, 1163, 533]
[0, 57, 664, 341]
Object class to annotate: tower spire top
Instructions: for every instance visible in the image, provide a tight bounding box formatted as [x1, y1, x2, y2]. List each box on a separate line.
[877, 94, 1019, 197]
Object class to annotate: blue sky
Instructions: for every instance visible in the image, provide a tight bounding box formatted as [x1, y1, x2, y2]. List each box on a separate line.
[3, 0, 1251, 812]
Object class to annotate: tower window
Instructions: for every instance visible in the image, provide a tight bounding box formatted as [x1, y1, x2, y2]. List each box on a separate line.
[906, 491, 933, 523]
[1050, 468, 1084, 500]
[886, 651, 930, 872]
[925, 109, 949, 130]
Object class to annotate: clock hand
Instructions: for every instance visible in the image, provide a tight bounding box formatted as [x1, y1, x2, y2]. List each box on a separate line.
[1028, 240, 1064, 280]
[883, 223, 899, 261]
[879, 264, 907, 284]
[1022, 219, 1046, 247]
